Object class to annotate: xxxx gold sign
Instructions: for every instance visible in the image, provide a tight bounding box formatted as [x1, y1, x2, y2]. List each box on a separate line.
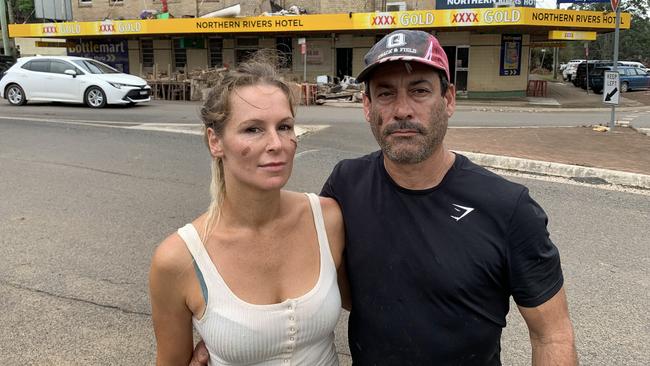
[9, 8, 629, 38]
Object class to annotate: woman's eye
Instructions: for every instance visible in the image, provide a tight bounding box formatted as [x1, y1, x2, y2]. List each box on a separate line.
[279, 124, 294, 131]
[245, 127, 262, 133]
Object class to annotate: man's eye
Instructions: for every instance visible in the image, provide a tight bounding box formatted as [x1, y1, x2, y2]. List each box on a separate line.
[377, 91, 394, 98]
[412, 88, 431, 95]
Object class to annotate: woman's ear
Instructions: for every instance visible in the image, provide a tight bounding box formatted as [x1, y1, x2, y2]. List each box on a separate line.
[207, 128, 224, 158]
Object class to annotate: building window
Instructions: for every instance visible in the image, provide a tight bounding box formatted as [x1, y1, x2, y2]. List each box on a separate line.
[276, 37, 292, 69]
[236, 50, 257, 64]
[173, 38, 187, 70]
[235, 38, 259, 64]
[109, 0, 123, 4]
[208, 38, 223, 68]
[141, 39, 153, 68]
[386, 2, 407, 11]
[79, 0, 92, 5]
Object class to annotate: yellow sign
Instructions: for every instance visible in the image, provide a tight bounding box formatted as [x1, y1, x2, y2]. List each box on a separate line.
[9, 8, 630, 38]
[35, 41, 70, 47]
[526, 9, 628, 29]
[549, 30, 597, 41]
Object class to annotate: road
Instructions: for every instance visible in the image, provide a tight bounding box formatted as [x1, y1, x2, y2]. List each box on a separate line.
[1, 99, 650, 128]
[0, 103, 648, 365]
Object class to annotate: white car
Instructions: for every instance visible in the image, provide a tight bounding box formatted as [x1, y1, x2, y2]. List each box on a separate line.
[0, 56, 151, 108]
[562, 59, 584, 82]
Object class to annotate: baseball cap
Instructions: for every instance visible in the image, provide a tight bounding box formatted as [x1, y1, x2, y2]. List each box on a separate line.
[357, 30, 450, 82]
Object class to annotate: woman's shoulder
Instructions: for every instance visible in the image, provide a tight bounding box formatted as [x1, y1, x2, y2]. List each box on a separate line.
[281, 191, 341, 215]
[151, 224, 198, 276]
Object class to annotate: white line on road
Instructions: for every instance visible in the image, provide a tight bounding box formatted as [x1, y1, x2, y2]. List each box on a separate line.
[295, 149, 320, 158]
[0, 115, 330, 138]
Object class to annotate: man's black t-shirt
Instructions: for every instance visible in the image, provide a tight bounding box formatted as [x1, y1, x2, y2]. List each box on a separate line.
[321, 151, 564, 365]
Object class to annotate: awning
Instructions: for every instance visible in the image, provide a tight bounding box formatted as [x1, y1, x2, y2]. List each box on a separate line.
[9, 8, 630, 38]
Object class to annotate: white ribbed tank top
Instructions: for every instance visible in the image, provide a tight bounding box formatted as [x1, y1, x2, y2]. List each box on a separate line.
[177, 193, 341, 366]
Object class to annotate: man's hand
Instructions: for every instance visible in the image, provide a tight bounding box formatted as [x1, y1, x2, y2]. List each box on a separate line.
[189, 340, 209, 366]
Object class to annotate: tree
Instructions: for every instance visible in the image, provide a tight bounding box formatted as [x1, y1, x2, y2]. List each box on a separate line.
[562, 1, 650, 65]
[9, 0, 34, 24]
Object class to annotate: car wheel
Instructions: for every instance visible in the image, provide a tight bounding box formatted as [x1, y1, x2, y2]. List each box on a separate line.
[85, 86, 107, 108]
[621, 81, 629, 93]
[6, 84, 27, 106]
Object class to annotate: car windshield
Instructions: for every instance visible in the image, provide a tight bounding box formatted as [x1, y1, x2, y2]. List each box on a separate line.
[72, 59, 119, 74]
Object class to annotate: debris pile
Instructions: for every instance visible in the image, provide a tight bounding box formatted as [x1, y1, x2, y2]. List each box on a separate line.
[315, 75, 363, 104]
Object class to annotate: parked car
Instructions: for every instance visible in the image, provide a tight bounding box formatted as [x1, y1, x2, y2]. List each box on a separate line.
[619, 61, 647, 70]
[589, 66, 650, 94]
[573, 60, 624, 89]
[563, 63, 578, 82]
[0, 56, 151, 108]
[562, 59, 584, 82]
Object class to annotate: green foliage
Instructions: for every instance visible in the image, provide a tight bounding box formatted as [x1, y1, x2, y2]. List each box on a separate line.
[561, 3, 650, 65]
[10, 0, 34, 23]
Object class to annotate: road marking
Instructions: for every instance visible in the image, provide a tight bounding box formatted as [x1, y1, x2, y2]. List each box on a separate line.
[0, 115, 330, 138]
[295, 149, 320, 158]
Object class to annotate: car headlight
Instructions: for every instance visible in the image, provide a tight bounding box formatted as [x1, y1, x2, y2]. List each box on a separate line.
[108, 82, 138, 89]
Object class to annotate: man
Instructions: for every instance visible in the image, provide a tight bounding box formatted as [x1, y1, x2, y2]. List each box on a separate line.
[191, 29, 576, 365]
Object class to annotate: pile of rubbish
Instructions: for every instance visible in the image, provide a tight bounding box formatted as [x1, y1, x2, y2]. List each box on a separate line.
[262, 5, 308, 16]
[315, 75, 363, 104]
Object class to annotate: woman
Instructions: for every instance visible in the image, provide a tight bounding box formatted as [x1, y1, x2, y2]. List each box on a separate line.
[149, 56, 345, 365]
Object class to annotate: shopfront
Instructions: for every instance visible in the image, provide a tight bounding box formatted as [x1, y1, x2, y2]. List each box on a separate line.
[9, 7, 629, 97]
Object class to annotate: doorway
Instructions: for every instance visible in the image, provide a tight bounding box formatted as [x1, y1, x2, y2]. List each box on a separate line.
[442, 45, 470, 95]
[336, 48, 353, 81]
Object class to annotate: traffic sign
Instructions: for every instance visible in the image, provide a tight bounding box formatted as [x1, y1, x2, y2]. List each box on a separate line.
[611, 0, 620, 11]
[603, 71, 619, 105]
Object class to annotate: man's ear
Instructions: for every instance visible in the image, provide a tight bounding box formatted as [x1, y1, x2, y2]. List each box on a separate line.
[444, 84, 456, 118]
[362, 93, 371, 122]
[207, 128, 224, 158]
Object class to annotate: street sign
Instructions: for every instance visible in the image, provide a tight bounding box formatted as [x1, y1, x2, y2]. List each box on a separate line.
[611, 0, 620, 11]
[603, 71, 620, 105]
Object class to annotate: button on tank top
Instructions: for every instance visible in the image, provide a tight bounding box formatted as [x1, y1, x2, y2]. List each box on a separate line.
[177, 193, 341, 366]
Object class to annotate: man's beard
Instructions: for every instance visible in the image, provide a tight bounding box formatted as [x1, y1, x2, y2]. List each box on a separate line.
[369, 102, 448, 164]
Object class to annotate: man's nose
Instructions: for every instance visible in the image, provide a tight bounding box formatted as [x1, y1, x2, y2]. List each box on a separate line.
[393, 92, 414, 121]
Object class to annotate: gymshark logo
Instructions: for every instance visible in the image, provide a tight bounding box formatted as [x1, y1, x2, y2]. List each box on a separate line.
[451, 204, 474, 221]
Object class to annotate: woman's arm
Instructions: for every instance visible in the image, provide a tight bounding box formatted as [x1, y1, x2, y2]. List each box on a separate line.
[319, 196, 351, 310]
[150, 234, 195, 366]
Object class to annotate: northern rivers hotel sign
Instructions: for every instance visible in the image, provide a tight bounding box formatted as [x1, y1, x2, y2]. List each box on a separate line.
[9, 8, 629, 38]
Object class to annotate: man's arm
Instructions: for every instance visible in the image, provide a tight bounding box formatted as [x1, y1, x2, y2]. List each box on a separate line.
[518, 286, 577, 366]
[189, 341, 209, 366]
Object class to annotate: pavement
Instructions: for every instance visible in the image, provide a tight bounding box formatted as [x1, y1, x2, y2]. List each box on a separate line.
[324, 76, 650, 189]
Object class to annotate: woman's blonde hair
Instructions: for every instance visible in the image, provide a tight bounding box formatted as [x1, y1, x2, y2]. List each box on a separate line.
[199, 50, 296, 239]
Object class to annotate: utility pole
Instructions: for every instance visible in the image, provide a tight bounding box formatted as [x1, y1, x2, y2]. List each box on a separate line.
[609, 3, 621, 132]
[552, 1, 560, 80]
[0, 0, 12, 56]
[6, 0, 13, 24]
